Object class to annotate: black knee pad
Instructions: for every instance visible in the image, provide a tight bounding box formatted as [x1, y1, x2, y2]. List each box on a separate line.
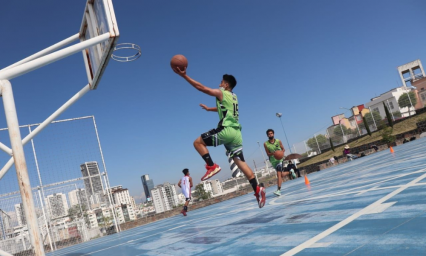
[234, 151, 245, 162]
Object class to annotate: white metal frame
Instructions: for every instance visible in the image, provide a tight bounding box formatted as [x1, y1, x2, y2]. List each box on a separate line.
[0, 1, 119, 254]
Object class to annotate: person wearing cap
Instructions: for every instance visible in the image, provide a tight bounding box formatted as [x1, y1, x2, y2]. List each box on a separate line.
[343, 145, 358, 160]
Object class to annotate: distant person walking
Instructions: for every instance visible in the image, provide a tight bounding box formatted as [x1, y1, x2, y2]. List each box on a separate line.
[178, 169, 193, 216]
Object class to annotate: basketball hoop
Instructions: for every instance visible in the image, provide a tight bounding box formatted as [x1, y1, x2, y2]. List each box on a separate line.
[111, 43, 141, 62]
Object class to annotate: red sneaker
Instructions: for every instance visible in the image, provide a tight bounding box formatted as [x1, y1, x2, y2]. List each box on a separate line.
[181, 209, 187, 216]
[201, 163, 221, 181]
[254, 185, 266, 208]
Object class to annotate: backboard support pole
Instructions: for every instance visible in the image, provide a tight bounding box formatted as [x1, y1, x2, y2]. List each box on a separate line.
[0, 84, 91, 180]
[0, 33, 110, 81]
[0, 80, 45, 256]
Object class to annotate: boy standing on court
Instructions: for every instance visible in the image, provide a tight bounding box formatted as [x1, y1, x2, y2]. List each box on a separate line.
[178, 168, 193, 216]
[173, 67, 266, 208]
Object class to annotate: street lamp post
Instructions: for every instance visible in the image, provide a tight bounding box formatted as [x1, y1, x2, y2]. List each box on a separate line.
[276, 113, 292, 153]
[257, 141, 268, 170]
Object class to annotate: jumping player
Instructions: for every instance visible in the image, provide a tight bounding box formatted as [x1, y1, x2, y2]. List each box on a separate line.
[173, 67, 266, 208]
[264, 129, 289, 196]
[178, 168, 193, 216]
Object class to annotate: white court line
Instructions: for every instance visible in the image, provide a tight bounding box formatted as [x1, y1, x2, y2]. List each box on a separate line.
[271, 169, 426, 206]
[281, 169, 426, 256]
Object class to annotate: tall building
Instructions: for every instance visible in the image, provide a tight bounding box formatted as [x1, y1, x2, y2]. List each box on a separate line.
[68, 188, 89, 210]
[14, 203, 26, 227]
[150, 182, 178, 214]
[80, 161, 104, 196]
[398, 59, 426, 108]
[141, 175, 155, 199]
[110, 186, 133, 206]
[209, 179, 224, 196]
[46, 193, 69, 219]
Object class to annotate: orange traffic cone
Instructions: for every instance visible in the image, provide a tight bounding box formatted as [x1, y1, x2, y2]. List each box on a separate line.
[304, 175, 310, 185]
[390, 146, 394, 153]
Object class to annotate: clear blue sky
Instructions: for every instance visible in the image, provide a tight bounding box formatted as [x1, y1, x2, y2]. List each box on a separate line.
[1, 0, 426, 202]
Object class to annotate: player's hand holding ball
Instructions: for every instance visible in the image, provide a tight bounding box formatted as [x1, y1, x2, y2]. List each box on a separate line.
[171, 54, 188, 76]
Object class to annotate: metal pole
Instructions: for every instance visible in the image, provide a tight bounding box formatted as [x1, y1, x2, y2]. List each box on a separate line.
[303, 140, 309, 155]
[313, 134, 321, 154]
[0, 33, 110, 80]
[253, 160, 257, 172]
[92, 116, 120, 233]
[386, 100, 395, 121]
[405, 87, 414, 116]
[353, 116, 361, 136]
[278, 116, 292, 153]
[0, 249, 13, 256]
[37, 189, 53, 252]
[339, 122, 346, 143]
[257, 142, 268, 170]
[1, 34, 79, 72]
[368, 107, 377, 130]
[0, 80, 44, 256]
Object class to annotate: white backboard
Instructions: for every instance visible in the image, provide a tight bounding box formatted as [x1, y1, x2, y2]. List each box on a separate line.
[79, 0, 119, 90]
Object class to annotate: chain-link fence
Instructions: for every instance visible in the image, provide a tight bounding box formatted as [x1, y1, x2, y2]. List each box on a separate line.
[291, 109, 390, 160]
[0, 116, 118, 255]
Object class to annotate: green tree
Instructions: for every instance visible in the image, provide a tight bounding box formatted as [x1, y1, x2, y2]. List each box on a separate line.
[362, 115, 372, 136]
[398, 91, 417, 110]
[194, 184, 211, 200]
[380, 127, 395, 145]
[333, 125, 350, 137]
[364, 111, 382, 128]
[306, 134, 327, 150]
[392, 111, 402, 118]
[383, 102, 393, 127]
[68, 204, 86, 221]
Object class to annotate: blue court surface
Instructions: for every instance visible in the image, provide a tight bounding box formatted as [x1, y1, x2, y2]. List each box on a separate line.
[48, 139, 426, 256]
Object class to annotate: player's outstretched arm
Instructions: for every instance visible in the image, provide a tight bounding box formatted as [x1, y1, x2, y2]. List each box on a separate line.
[174, 67, 223, 100]
[189, 177, 193, 188]
[200, 104, 218, 112]
[178, 180, 181, 188]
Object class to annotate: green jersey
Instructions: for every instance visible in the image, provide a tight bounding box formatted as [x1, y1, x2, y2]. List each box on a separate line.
[216, 89, 241, 128]
[265, 139, 282, 161]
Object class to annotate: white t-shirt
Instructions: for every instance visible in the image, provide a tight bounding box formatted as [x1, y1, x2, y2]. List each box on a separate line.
[180, 175, 191, 198]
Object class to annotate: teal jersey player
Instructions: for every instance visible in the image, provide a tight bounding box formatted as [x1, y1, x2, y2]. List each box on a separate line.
[173, 66, 266, 209]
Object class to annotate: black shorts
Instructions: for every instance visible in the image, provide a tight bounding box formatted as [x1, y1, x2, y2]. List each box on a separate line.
[185, 198, 191, 202]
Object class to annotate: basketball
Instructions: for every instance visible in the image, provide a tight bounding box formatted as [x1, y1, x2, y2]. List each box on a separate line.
[273, 150, 284, 160]
[170, 54, 188, 71]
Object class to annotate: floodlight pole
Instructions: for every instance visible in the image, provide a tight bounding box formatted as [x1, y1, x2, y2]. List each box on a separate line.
[0, 80, 45, 256]
[276, 113, 292, 153]
[257, 142, 268, 170]
[368, 107, 378, 130]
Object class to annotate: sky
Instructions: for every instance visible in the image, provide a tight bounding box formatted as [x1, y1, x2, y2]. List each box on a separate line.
[0, 0, 426, 202]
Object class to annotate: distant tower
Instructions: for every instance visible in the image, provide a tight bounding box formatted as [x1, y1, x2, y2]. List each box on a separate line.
[141, 175, 155, 199]
[80, 161, 104, 195]
[397, 59, 425, 87]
